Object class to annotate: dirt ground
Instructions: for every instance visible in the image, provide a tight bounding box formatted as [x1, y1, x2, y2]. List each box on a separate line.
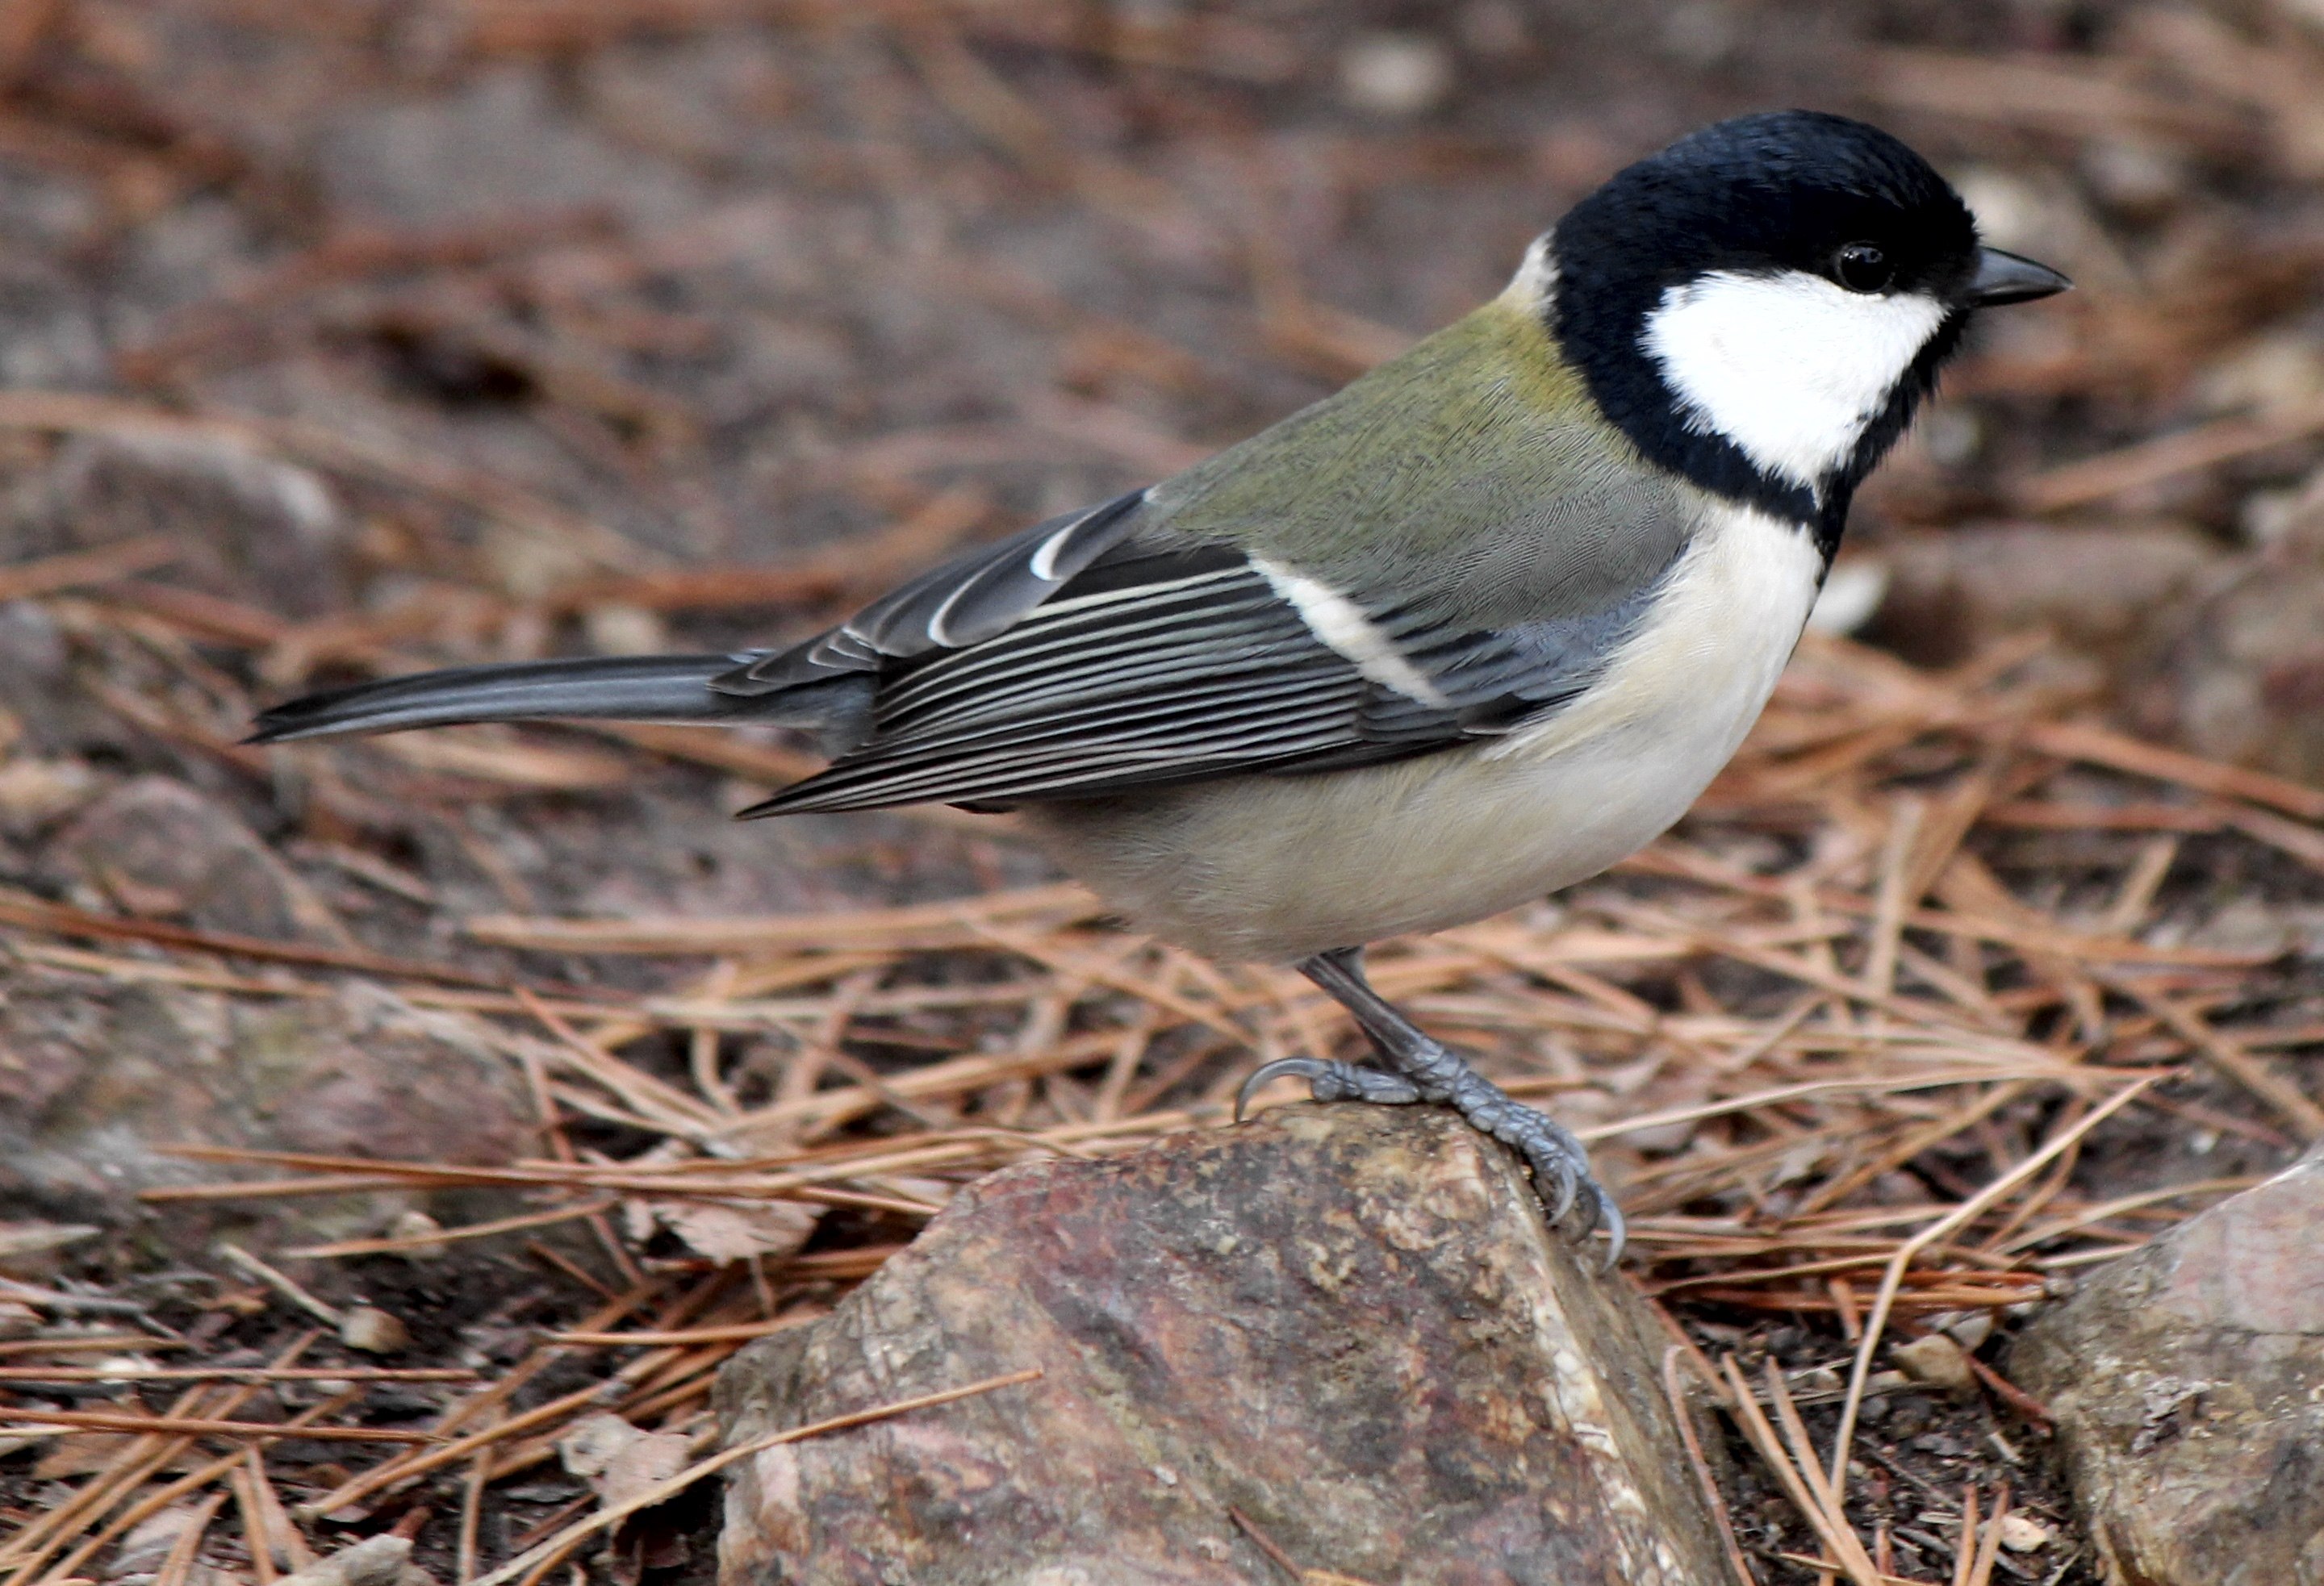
[2, 2, 2323, 1584]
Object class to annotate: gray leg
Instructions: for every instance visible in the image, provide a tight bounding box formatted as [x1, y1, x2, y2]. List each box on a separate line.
[1238, 946, 1624, 1265]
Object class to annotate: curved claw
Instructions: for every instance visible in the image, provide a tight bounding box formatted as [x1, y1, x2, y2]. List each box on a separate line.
[1596, 1195, 1628, 1272]
[1541, 1156, 1579, 1228]
[1234, 1057, 1334, 1123]
[1563, 1174, 1600, 1242]
[1537, 1154, 1625, 1268]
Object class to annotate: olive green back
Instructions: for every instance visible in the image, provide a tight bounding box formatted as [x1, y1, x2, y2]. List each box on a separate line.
[1145, 298, 1697, 631]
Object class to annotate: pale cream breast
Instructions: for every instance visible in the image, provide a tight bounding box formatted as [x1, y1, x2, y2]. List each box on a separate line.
[1026, 503, 1825, 964]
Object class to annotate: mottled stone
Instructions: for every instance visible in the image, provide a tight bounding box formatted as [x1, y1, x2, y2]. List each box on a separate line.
[2011, 1147, 2324, 1586]
[715, 1106, 1724, 1586]
[43, 775, 352, 946]
[2129, 555, 2324, 786]
[0, 965, 530, 1238]
[1866, 520, 2223, 669]
[2120, 478, 2324, 784]
[23, 431, 349, 619]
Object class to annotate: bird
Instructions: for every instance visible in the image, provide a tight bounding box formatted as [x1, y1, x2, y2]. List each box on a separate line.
[250, 110, 2069, 1264]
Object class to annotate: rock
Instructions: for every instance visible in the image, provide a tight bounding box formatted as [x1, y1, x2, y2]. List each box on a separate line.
[0, 598, 99, 758]
[2125, 491, 2324, 784]
[0, 751, 98, 837]
[559, 1409, 708, 1583]
[1999, 1513, 2058, 1553]
[0, 966, 530, 1240]
[1865, 520, 2225, 670]
[110, 1502, 210, 1579]
[274, 1534, 416, 1586]
[1892, 1333, 1977, 1396]
[15, 430, 348, 619]
[715, 1106, 1728, 1586]
[42, 776, 353, 946]
[1856, 508, 2324, 783]
[383, 1208, 450, 1259]
[0, 258, 108, 391]
[638, 1192, 817, 1267]
[2009, 1146, 2324, 1586]
[338, 1304, 410, 1354]
[561, 1412, 694, 1508]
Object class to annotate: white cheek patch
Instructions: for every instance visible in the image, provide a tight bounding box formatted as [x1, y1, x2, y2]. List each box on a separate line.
[1641, 270, 1947, 491]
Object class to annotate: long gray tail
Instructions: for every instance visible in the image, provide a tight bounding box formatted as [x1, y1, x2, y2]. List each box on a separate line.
[249, 653, 790, 743]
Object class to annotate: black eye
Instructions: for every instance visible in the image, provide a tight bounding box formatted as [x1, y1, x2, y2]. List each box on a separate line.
[1833, 242, 1892, 293]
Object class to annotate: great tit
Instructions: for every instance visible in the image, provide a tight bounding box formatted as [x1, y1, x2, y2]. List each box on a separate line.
[252, 111, 2069, 1262]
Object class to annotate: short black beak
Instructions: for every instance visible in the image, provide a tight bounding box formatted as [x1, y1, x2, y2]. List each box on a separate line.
[1969, 246, 2071, 307]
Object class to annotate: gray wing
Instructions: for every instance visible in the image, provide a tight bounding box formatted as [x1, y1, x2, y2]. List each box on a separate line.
[731, 494, 1677, 815]
[713, 491, 1151, 696]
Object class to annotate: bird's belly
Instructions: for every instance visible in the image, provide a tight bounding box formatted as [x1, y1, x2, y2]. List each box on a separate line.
[1030, 503, 1825, 963]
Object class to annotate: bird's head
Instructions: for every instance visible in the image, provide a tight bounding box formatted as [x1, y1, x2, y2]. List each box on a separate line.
[1536, 110, 2067, 541]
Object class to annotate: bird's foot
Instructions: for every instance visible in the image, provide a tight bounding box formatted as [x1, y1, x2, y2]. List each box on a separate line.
[1373, 1035, 1625, 1267]
[1248, 947, 1627, 1267]
[1232, 1046, 1624, 1267]
[1235, 1056, 1421, 1121]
